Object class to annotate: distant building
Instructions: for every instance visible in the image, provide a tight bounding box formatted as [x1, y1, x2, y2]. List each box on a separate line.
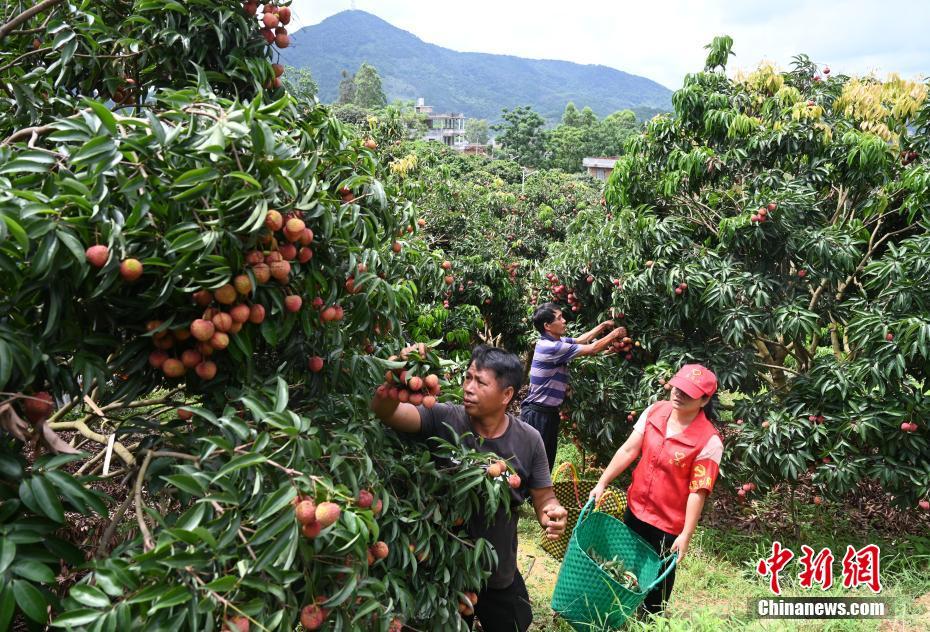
[416, 97, 467, 150]
[582, 156, 619, 180]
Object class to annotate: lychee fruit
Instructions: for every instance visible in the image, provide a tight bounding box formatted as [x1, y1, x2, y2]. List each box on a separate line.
[214, 284, 237, 305]
[162, 359, 185, 378]
[301, 520, 322, 539]
[195, 361, 217, 380]
[190, 319, 215, 342]
[233, 275, 252, 295]
[265, 209, 283, 231]
[357, 490, 374, 509]
[148, 350, 168, 369]
[308, 356, 324, 372]
[285, 295, 302, 312]
[23, 392, 54, 423]
[120, 258, 143, 282]
[295, 500, 317, 525]
[299, 604, 325, 630]
[85, 245, 109, 268]
[181, 349, 202, 368]
[212, 312, 233, 333]
[371, 541, 389, 560]
[210, 332, 229, 350]
[230, 304, 250, 323]
[315, 502, 341, 527]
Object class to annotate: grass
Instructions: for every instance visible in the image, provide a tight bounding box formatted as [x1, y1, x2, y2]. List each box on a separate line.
[513, 446, 930, 631]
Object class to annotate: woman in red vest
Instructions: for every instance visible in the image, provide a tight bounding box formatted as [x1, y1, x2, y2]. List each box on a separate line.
[590, 363, 722, 615]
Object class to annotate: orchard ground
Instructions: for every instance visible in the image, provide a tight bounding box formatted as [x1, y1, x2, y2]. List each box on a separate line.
[515, 443, 930, 632]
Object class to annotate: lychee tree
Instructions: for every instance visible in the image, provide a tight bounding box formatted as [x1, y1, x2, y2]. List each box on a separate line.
[0, 1, 511, 630]
[541, 39, 930, 510]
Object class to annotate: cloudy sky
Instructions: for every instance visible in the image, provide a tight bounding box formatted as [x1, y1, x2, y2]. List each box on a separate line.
[287, 0, 929, 90]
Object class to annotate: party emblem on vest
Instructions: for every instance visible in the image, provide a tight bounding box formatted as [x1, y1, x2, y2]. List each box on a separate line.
[670, 451, 686, 467]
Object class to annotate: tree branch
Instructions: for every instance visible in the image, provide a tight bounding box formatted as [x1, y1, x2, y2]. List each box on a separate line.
[0, 0, 65, 42]
[134, 450, 155, 552]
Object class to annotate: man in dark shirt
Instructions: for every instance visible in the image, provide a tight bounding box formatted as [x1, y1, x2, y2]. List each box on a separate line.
[371, 345, 568, 632]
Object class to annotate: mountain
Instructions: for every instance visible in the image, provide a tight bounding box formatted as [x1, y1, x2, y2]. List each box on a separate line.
[281, 10, 672, 124]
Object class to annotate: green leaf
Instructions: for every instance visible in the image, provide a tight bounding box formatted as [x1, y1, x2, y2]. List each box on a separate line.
[70, 584, 111, 608]
[11, 561, 55, 584]
[212, 453, 267, 481]
[83, 99, 118, 135]
[12, 578, 48, 623]
[51, 608, 103, 627]
[203, 576, 238, 592]
[27, 476, 65, 522]
[146, 585, 191, 614]
[0, 583, 14, 631]
[0, 540, 15, 574]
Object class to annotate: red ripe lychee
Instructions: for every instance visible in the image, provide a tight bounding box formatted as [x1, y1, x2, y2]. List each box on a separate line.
[388, 618, 402, 632]
[285, 295, 302, 312]
[278, 244, 297, 261]
[308, 356, 324, 372]
[407, 376, 424, 392]
[230, 304, 250, 323]
[198, 342, 214, 356]
[265, 250, 283, 263]
[901, 422, 912, 432]
[737, 489, 746, 498]
[920, 500, 930, 511]
[284, 217, 305, 237]
[243, 2, 258, 16]
[262, 12, 279, 28]
[233, 274, 252, 295]
[423, 395, 437, 408]
[441, 260, 452, 270]
[177, 408, 193, 421]
[181, 349, 202, 368]
[364, 138, 378, 150]
[300, 604, 325, 630]
[675, 287, 683, 295]
[767, 202, 777, 212]
[357, 490, 374, 509]
[444, 275, 454, 285]
[813, 496, 822, 505]
[487, 462, 502, 478]
[320, 306, 337, 322]
[299, 228, 314, 246]
[222, 615, 250, 632]
[270, 260, 291, 281]
[228, 321, 243, 334]
[315, 502, 341, 527]
[212, 312, 233, 333]
[249, 304, 266, 324]
[373, 499, 383, 515]
[265, 209, 284, 231]
[391, 241, 402, 253]
[398, 389, 410, 403]
[275, 31, 289, 48]
[190, 319, 215, 342]
[301, 520, 322, 539]
[260, 27, 274, 43]
[23, 392, 54, 423]
[252, 263, 271, 284]
[886, 332, 894, 341]
[297, 247, 313, 263]
[214, 284, 237, 305]
[409, 392, 424, 406]
[371, 541, 389, 560]
[162, 359, 185, 378]
[246, 250, 264, 266]
[277, 6, 291, 24]
[193, 290, 213, 307]
[417, 218, 426, 227]
[798, 269, 807, 278]
[85, 244, 109, 268]
[424, 374, 440, 391]
[210, 332, 229, 350]
[311, 297, 324, 310]
[195, 361, 217, 380]
[148, 350, 168, 368]
[742, 483, 753, 492]
[508, 474, 522, 489]
[120, 258, 143, 282]
[295, 500, 317, 525]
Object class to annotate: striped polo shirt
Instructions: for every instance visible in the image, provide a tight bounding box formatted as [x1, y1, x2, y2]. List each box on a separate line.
[522, 334, 581, 408]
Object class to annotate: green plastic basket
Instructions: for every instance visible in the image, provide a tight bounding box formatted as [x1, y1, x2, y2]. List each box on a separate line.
[551, 498, 677, 630]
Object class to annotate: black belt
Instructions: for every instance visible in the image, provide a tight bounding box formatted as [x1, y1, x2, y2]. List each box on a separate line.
[521, 402, 559, 413]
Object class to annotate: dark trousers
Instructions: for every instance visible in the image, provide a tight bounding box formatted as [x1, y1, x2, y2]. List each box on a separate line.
[520, 404, 559, 472]
[464, 570, 532, 632]
[623, 507, 677, 615]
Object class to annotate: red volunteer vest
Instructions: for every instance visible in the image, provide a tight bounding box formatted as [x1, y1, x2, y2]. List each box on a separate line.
[627, 400, 720, 535]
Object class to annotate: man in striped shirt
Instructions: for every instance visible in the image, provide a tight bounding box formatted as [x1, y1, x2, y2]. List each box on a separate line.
[521, 303, 621, 471]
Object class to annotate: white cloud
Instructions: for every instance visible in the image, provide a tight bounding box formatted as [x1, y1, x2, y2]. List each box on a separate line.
[287, 0, 930, 89]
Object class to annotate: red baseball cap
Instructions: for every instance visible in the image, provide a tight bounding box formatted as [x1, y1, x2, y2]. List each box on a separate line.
[668, 364, 717, 399]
